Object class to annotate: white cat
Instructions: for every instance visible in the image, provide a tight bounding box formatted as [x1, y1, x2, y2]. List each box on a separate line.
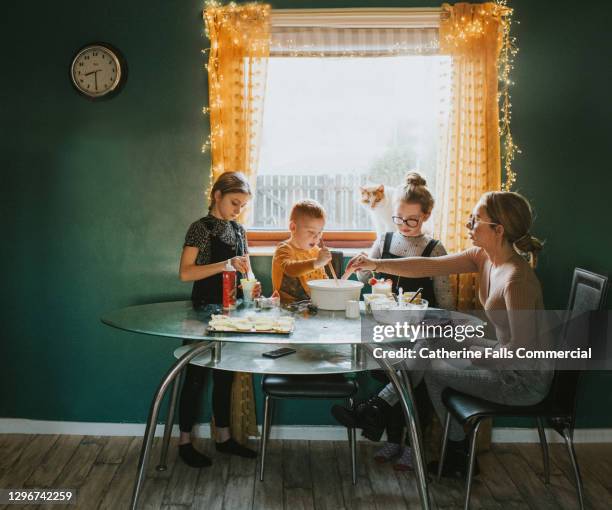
[359, 184, 399, 235]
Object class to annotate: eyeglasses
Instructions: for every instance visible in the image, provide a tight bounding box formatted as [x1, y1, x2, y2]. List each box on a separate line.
[466, 215, 498, 230]
[392, 216, 421, 228]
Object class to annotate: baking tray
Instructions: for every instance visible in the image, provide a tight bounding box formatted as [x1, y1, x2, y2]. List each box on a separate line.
[207, 325, 294, 335]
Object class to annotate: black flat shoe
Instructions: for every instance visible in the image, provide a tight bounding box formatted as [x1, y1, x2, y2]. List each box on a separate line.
[179, 443, 212, 468]
[215, 438, 257, 458]
[331, 404, 358, 428]
[428, 454, 480, 479]
[331, 396, 391, 442]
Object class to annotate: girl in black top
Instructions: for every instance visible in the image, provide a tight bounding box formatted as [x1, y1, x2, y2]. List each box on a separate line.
[178, 171, 259, 467]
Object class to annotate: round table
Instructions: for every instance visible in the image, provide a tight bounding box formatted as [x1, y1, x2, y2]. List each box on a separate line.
[102, 300, 482, 510]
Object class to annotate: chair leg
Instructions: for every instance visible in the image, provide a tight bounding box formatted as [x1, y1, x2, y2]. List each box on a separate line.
[347, 397, 357, 485]
[259, 396, 272, 482]
[562, 426, 585, 510]
[464, 419, 482, 510]
[536, 417, 550, 485]
[437, 411, 451, 481]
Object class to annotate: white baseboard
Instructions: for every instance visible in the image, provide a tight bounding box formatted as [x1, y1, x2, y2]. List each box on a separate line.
[1, 419, 611, 443]
[0, 419, 346, 441]
[491, 427, 612, 444]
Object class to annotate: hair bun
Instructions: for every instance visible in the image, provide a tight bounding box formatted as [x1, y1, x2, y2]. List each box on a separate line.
[405, 171, 427, 187]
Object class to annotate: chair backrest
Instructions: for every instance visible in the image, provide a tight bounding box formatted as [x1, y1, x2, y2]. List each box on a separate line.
[328, 250, 344, 279]
[547, 268, 608, 425]
[564, 268, 608, 322]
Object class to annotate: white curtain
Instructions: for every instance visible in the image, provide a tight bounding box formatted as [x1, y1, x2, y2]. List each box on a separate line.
[267, 23, 450, 239]
[270, 26, 439, 57]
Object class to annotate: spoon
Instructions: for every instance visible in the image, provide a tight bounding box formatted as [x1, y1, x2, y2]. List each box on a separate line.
[246, 254, 256, 280]
[319, 239, 339, 286]
[408, 287, 423, 303]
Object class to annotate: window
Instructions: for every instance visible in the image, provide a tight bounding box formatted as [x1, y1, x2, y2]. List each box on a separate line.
[252, 54, 450, 231]
[247, 9, 451, 244]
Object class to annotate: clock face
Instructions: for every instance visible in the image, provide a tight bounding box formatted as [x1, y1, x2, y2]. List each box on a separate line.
[70, 45, 124, 98]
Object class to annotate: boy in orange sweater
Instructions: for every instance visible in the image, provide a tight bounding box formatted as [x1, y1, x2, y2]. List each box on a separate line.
[272, 199, 332, 303]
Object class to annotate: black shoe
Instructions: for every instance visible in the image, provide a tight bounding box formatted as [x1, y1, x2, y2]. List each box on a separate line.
[428, 447, 480, 479]
[215, 438, 257, 458]
[331, 404, 385, 441]
[331, 396, 391, 442]
[179, 443, 212, 468]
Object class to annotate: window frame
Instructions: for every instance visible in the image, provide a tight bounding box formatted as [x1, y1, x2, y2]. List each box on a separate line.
[250, 7, 444, 247]
[247, 230, 377, 248]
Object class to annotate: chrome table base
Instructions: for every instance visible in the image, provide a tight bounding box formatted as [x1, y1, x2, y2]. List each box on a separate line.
[130, 341, 430, 510]
[130, 341, 213, 510]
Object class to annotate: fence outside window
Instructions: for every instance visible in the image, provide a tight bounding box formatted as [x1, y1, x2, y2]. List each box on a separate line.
[251, 174, 374, 230]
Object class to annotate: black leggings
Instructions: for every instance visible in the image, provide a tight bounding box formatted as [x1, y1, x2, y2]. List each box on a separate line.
[178, 365, 234, 432]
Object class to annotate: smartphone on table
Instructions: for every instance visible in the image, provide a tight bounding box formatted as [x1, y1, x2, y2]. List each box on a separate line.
[262, 347, 297, 359]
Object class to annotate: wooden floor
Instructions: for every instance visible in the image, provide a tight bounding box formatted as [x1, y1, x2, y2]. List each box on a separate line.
[1, 435, 612, 509]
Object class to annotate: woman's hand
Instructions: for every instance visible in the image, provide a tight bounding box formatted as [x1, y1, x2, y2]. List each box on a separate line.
[346, 252, 377, 272]
[230, 256, 249, 274]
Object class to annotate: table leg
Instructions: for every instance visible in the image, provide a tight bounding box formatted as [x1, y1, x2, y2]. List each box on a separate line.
[351, 343, 367, 368]
[371, 350, 431, 510]
[211, 341, 223, 364]
[156, 368, 184, 471]
[130, 341, 214, 510]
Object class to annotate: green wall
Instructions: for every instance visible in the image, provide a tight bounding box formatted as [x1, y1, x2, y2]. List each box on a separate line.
[1, 0, 611, 428]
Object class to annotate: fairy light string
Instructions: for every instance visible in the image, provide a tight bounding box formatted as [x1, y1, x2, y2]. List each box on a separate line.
[496, 0, 519, 191]
[202, 1, 269, 198]
[201, 2, 519, 195]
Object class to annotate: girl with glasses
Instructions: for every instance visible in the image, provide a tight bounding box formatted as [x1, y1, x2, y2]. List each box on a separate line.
[335, 172, 453, 471]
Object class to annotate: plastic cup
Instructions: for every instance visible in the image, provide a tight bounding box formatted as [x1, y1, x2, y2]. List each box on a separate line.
[345, 300, 360, 319]
[372, 281, 392, 295]
[241, 278, 258, 304]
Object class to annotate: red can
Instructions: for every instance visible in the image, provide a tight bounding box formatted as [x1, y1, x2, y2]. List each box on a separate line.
[222, 261, 237, 309]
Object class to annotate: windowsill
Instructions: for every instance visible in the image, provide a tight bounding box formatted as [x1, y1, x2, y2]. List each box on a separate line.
[249, 245, 371, 257]
[248, 230, 376, 241]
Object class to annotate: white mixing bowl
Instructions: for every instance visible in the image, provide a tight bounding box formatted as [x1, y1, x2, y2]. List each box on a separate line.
[307, 279, 364, 311]
[371, 299, 429, 324]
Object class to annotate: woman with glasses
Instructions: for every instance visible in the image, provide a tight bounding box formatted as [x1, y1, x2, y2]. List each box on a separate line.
[341, 190, 550, 478]
[336, 172, 453, 471]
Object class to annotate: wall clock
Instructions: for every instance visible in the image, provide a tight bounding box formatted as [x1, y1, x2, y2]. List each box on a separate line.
[70, 43, 127, 100]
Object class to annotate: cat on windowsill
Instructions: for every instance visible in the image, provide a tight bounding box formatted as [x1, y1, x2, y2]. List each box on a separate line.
[360, 173, 430, 236]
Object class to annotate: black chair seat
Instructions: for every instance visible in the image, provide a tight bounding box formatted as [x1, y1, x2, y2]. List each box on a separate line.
[262, 374, 357, 399]
[441, 388, 568, 425]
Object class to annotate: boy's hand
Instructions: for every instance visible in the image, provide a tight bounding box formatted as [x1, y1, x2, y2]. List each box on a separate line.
[229, 256, 249, 273]
[314, 246, 332, 268]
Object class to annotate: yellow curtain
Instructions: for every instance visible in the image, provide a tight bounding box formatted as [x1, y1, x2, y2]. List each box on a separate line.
[434, 2, 509, 309]
[204, 2, 270, 203]
[204, 3, 271, 445]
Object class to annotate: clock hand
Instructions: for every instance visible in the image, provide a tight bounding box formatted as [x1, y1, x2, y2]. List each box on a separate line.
[84, 70, 101, 76]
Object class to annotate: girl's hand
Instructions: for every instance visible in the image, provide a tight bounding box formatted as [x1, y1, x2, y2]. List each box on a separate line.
[253, 282, 262, 298]
[346, 252, 377, 272]
[230, 256, 249, 273]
